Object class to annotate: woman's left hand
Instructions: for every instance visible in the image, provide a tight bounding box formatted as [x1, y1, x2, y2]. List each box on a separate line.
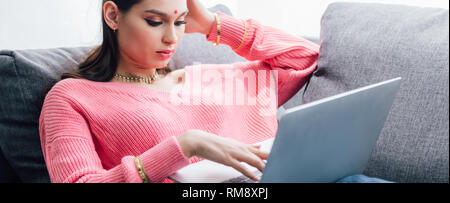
[184, 0, 216, 35]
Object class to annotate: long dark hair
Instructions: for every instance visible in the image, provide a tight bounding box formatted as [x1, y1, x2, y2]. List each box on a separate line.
[43, 0, 172, 96]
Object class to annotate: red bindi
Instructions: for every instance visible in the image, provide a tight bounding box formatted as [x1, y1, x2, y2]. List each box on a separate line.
[174, 10, 178, 14]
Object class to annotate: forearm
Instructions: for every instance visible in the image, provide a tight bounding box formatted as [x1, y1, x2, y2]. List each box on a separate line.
[204, 12, 320, 108]
[44, 136, 190, 183]
[206, 12, 319, 69]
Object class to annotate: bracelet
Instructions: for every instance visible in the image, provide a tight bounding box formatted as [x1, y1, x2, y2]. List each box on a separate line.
[213, 13, 221, 46]
[134, 156, 151, 183]
[233, 20, 248, 51]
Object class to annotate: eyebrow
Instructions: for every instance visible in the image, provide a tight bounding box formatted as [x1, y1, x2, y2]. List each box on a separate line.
[145, 9, 189, 18]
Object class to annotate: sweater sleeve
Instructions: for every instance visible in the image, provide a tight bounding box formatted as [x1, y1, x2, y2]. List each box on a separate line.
[206, 12, 320, 107]
[39, 86, 190, 183]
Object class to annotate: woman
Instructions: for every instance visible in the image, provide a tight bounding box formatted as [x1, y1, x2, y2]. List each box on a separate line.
[39, 0, 390, 183]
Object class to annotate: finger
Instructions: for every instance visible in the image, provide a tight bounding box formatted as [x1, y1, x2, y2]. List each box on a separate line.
[249, 146, 270, 160]
[230, 159, 260, 182]
[234, 150, 266, 172]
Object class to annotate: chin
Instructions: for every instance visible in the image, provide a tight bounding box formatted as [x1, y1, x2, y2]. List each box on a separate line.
[145, 60, 168, 69]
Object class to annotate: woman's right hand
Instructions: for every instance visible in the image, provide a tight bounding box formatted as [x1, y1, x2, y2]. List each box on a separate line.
[176, 129, 269, 181]
[185, 0, 215, 34]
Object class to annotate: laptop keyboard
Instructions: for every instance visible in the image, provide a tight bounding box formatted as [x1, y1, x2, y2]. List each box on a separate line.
[222, 171, 263, 183]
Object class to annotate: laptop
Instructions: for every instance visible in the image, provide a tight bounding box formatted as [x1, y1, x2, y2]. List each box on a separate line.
[169, 77, 402, 183]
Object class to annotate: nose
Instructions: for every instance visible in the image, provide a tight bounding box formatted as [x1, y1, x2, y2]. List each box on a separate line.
[162, 25, 178, 45]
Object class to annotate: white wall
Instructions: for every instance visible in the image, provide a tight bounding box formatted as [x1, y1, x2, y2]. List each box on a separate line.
[0, 0, 448, 50]
[0, 0, 102, 50]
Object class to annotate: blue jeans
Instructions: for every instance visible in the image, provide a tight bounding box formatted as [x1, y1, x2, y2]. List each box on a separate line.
[336, 174, 394, 183]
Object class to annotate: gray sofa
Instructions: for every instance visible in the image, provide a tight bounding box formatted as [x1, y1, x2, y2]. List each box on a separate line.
[0, 3, 448, 183]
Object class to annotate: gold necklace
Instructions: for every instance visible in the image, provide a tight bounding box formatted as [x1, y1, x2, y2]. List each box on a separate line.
[114, 72, 159, 85]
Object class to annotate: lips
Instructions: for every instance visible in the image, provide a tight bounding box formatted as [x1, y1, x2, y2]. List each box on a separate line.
[156, 50, 173, 54]
[156, 49, 174, 60]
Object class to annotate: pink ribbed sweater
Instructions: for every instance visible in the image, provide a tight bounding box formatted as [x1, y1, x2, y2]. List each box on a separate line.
[39, 12, 319, 183]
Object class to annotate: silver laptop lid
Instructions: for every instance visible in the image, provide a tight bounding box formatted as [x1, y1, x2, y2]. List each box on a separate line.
[261, 78, 402, 183]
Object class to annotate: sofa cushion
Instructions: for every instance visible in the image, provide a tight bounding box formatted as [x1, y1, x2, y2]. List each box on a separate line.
[0, 48, 90, 182]
[304, 3, 449, 182]
[0, 4, 243, 182]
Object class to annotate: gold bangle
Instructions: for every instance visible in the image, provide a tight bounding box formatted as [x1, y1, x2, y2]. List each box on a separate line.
[213, 13, 221, 46]
[234, 20, 248, 51]
[134, 156, 151, 183]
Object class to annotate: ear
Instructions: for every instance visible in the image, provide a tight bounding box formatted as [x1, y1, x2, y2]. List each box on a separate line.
[103, 1, 120, 31]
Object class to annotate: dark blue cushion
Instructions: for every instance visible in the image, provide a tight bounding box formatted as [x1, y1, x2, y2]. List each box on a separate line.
[0, 48, 91, 182]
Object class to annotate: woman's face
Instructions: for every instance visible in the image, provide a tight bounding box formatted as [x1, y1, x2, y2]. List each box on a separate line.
[115, 0, 188, 69]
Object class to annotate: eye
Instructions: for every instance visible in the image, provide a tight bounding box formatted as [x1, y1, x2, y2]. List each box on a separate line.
[175, 21, 187, 26]
[146, 19, 187, 27]
[146, 19, 163, 27]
